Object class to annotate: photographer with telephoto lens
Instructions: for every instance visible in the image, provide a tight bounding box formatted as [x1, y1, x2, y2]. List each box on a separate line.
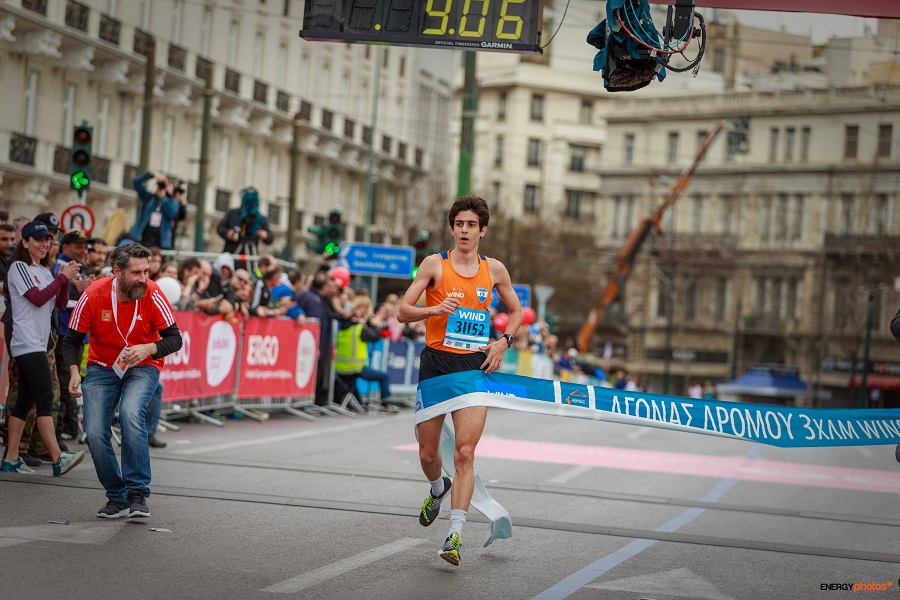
[215, 187, 273, 271]
[128, 172, 187, 250]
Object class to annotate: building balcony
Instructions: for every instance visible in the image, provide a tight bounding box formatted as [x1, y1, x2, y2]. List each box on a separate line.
[267, 203, 281, 227]
[22, 0, 47, 16]
[122, 164, 138, 190]
[215, 188, 231, 213]
[276, 90, 290, 113]
[9, 133, 37, 167]
[195, 56, 212, 81]
[186, 182, 199, 206]
[93, 156, 110, 184]
[65, 0, 89, 32]
[99, 14, 120, 45]
[253, 80, 268, 104]
[299, 101, 312, 121]
[133, 29, 154, 57]
[824, 233, 900, 259]
[168, 43, 187, 72]
[224, 68, 240, 94]
[650, 233, 737, 262]
[53, 145, 70, 174]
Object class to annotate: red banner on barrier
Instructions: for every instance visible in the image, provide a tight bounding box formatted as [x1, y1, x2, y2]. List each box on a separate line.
[160, 312, 240, 403]
[237, 317, 319, 399]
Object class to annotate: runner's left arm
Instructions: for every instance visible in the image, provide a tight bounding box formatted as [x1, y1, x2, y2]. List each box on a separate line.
[479, 259, 523, 374]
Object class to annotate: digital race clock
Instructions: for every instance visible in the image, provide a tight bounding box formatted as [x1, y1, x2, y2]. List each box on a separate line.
[300, 1, 543, 54]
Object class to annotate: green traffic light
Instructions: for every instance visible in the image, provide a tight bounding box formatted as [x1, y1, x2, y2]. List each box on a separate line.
[324, 242, 340, 256]
[71, 171, 90, 190]
[410, 266, 419, 279]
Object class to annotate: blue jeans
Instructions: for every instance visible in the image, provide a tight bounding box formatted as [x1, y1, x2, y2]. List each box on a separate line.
[358, 366, 391, 402]
[146, 381, 163, 435]
[82, 364, 159, 501]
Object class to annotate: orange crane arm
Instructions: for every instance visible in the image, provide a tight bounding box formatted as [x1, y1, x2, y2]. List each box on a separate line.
[576, 121, 727, 353]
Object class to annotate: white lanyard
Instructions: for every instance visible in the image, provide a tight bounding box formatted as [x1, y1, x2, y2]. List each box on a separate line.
[110, 278, 139, 347]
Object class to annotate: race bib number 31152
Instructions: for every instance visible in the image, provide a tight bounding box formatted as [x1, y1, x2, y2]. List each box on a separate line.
[443, 308, 490, 350]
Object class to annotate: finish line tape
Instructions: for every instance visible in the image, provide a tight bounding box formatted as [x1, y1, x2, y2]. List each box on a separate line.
[415, 371, 900, 449]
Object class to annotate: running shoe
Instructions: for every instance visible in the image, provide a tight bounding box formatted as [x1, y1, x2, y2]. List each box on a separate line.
[419, 476, 452, 526]
[1, 457, 36, 474]
[127, 491, 150, 519]
[439, 531, 461, 566]
[97, 499, 130, 519]
[52, 451, 86, 476]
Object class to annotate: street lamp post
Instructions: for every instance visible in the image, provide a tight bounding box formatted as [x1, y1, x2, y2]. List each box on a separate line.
[860, 287, 875, 408]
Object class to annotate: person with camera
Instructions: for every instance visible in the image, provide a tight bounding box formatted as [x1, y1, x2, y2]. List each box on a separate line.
[215, 187, 273, 270]
[53, 230, 95, 445]
[1, 222, 86, 475]
[128, 172, 187, 250]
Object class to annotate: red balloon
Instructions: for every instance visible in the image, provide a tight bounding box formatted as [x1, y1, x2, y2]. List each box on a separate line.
[522, 306, 536, 326]
[493, 312, 509, 332]
[329, 266, 351, 289]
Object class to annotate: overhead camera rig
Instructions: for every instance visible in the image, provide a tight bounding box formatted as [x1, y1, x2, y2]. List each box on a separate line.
[587, 0, 707, 92]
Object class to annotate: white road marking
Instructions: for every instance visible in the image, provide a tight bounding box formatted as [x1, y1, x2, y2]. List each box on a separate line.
[586, 568, 736, 600]
[262, 538, 426, 594]
[177, 419, 385, 455]
[548, 464, 592, 484]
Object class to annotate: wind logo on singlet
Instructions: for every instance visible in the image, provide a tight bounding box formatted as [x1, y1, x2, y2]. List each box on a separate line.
[447, 291, 464, 299]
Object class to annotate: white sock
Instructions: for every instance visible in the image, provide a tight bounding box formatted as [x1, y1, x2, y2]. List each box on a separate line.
[448, 509, 466, 537]
[430, 477, 445, 497]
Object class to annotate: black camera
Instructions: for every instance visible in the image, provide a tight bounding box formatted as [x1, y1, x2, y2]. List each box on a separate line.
[174, 181, 186, 195]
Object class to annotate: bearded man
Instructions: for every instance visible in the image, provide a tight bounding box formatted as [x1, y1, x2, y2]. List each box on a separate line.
[62, 243, 182, 520]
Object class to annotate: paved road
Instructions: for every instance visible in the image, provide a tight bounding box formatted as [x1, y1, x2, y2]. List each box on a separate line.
[2, 406, 899, 599]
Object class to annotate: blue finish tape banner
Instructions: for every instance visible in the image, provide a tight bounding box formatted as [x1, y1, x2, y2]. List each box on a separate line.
[415, 371, 900, 448]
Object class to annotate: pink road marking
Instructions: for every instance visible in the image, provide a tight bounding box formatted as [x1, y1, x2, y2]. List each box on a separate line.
[393, 438, 900, 494]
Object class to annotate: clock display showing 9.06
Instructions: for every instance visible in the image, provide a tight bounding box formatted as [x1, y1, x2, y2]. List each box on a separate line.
[301, 0, 543, 54]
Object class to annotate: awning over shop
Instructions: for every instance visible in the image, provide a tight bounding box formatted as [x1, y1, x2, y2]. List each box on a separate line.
[850, 374, 900, 391]
[717, 364, 808, 398]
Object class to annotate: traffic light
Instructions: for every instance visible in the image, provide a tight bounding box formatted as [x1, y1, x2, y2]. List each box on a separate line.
[307, 209, 344, 256]
[410, 230, 430, 278]
[323, 209, 343, 256]
[306, 223, 327, 254]
[69, 121, 93, 191]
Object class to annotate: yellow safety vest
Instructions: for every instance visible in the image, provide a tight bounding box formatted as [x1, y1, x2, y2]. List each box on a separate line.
[335, 323, 368, 375]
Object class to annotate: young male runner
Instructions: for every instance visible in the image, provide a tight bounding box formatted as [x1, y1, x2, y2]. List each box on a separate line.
[398, 195, 523, 566]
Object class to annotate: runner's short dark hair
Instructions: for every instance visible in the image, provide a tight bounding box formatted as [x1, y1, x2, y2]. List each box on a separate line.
[449, 195, 490, 230]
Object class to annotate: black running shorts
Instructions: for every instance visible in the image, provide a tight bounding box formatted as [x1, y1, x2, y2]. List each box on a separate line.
[419, 346, 486, 382]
